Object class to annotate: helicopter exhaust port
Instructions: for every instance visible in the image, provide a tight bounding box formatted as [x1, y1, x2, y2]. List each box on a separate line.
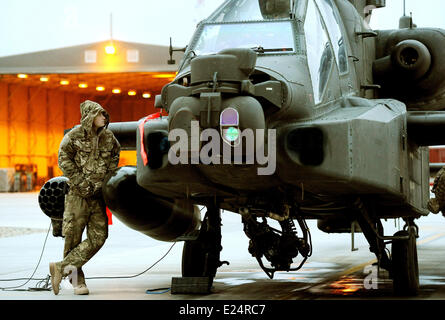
[374, 39, 431, 82]
[373, 28, 445, 110]
[392, 40, 431, 80]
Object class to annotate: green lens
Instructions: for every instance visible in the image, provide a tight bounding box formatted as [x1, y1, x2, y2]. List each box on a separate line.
[225, 127, 239, 142]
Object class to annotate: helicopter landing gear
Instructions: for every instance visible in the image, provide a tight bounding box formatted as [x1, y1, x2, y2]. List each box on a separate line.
[391, 224, 419, 296]
[355, 198, 420, 296]
[172, 203, 228, 294]
[354, 199, 393, 273]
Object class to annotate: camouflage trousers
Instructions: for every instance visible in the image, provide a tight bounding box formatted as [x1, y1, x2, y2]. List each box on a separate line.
[59, 192, 108, 285]
[429, 167, 445, 215]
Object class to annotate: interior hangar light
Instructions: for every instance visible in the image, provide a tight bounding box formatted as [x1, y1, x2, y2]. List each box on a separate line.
[78, 83, 88, 88]
[60, 80, 69, 85]
[112, 88, 121, 94]
[152, 73, 176, 78]
[96, 86, 105, 91]
[105, 44, 116, 55]
[142, 92, 151, 99]
[17, 74, 28, 79]
[40, 76, 49, 82]
[128, 90, 137, 96]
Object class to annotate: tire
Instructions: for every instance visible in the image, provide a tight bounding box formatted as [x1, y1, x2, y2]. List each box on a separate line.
[181, 211, 220, 279]
[181, 239, 207, 277]
[391, 229, 419, 296]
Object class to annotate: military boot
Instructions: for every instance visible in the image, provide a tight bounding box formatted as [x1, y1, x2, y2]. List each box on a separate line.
[74, 284, 89, 295]
[49, 262, 63, 295]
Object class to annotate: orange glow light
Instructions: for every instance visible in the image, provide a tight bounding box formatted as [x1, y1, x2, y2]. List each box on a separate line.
[329, 277, 361, 296]
[17, 74, 28, 79]
[96, 86, 105, 91]
[60, 80, 69, 85]
[78, 83, 88, 88]
[112, 88, 121, 94]
[152, 74, 176, 78]
[128, 90, 136, 96]
[142, 92, 151, 99]
[40, 76, 49, 82]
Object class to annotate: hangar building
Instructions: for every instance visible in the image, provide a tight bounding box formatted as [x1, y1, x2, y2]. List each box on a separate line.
[0, 40, 182, 190]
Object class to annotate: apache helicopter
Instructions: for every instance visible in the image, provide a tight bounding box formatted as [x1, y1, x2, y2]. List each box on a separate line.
[39, 0, 445, 295]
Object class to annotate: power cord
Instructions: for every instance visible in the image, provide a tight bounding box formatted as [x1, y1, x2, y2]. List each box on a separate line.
[0, 222, 178, 294]
[85, 242, 177, 280]
[0, 222, 52, 292]
[85, 242, 177, 295]
[146, 287, 171, 294]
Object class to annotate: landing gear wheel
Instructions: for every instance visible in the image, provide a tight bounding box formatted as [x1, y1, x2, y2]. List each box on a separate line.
[182, 239, 207, 277]
[391, 229, 419, 296]
[181, 205, 222, 286]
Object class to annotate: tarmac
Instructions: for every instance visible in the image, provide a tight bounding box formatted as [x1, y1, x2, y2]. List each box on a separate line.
[2, 192, 445, 304]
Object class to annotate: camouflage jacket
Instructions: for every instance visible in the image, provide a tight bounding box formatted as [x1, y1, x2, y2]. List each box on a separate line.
[58, 100, 120, 198]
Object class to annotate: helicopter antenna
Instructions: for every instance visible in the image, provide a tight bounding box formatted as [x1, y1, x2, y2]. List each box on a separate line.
[110, 13, 113, 40]
[399, 0, 411, 29]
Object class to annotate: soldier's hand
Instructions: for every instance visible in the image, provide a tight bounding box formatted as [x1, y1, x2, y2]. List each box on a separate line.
[428, 198, 440, 214]
[77, 180, 95, 198]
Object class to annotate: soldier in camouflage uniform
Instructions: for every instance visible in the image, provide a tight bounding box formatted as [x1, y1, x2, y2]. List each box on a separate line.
[49, 100, 120, 295]
[428, 166, 445, 216]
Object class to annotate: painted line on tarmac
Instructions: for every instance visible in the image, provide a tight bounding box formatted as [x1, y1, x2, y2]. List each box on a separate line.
[417, 232, 445, 246]
[334, 231, 445, 278]
[279, 230, 445, 299]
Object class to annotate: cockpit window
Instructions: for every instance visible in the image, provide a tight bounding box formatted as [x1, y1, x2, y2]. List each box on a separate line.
[315, 0, 348, 74]
[208, 0, 292, 22]
[193, 21, 295, 56]
[304, 0, 333, 104]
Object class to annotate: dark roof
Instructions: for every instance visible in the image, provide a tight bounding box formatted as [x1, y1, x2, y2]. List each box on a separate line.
[0, 40, 183, 74]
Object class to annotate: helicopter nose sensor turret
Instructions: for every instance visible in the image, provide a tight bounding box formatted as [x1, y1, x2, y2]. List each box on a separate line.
[190, 48, 257, 85]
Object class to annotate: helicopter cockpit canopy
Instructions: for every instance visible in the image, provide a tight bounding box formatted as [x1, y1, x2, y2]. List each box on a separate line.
[209, 0, 292, 22]
[179, 0, 348, 107]
[187, 0, 300, 57]
[258, 0, 292, 19]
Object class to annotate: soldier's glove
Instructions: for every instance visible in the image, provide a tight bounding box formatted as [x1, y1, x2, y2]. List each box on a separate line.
[51, 218, 64, 238]
[77, 180, 95, 198]
[62, 180, 70, 195]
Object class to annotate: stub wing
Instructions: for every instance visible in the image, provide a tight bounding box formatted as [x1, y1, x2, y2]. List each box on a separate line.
[407, 111, 445, 146]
